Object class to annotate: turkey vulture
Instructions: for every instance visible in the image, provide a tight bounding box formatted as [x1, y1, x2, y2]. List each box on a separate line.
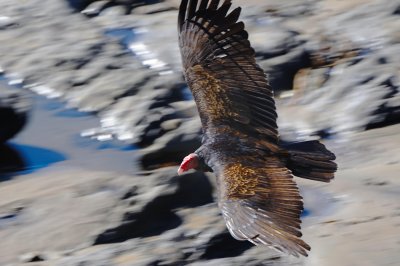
[177, 0, 337, 257]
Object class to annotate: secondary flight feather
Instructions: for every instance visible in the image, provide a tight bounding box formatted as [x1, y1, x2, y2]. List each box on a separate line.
[177, 0, 337, 257]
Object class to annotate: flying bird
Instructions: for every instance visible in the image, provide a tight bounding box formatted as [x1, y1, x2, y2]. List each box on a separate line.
[177, 0, 337, 257]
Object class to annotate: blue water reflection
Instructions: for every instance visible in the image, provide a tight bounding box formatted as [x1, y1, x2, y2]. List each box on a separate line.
[301, 209, 310, 217]
[6, 143, 66, 174]
[55, 108, 92, 118]
[41, 100, 63, 111]
[40, 99, 92, 118]
[104, 27, 136, 47]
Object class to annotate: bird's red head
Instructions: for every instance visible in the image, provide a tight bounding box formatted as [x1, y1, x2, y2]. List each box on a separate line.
[177, 153, 199, 175]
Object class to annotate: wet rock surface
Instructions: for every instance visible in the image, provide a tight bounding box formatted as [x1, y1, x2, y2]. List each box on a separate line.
[0, 0, 399, 265]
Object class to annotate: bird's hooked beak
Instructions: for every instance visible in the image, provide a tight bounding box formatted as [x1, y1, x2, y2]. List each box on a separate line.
[177, 153, 199, 175]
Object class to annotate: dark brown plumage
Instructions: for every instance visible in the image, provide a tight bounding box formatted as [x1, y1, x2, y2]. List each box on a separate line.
[177, 0, 337, 257]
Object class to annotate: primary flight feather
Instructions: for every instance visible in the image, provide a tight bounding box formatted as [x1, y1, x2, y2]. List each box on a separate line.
[177, 0, 337, 257]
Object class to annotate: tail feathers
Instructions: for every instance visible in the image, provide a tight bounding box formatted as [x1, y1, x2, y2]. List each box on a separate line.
[282, 140, 337, 182]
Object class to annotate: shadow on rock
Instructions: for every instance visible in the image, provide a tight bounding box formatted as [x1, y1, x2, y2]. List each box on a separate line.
[0, 144, 26, 178]
[0, 81, 31, 144]
[0, 107, 28, 144]
[94, 171, 214, 245]
[68, 0, 165, 15]
[140, 119, 202, 170]
[200, 231, 254, 260]
[3, 143, 66, 175]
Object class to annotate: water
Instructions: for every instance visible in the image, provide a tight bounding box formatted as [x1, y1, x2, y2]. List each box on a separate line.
[5, 143, 66, 174]
[104, 27, 136, 47]
[0, 76, 139, 177]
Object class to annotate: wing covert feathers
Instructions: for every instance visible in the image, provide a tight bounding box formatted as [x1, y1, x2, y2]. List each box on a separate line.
[216, 155, 310, 257]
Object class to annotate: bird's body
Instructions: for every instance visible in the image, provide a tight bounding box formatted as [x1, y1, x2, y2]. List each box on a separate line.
[177, 0, 337, 257]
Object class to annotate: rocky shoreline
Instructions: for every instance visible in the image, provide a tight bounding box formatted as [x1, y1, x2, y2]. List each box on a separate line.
[0, 0, 399, 265]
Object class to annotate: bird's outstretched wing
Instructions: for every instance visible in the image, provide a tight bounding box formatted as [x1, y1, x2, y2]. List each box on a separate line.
[178, 0, 278, 146]
[178, 0, 310, 256]
[214, 152, 310, 257]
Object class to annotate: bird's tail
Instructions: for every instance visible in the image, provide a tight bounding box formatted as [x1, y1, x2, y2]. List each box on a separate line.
[282, 140, 337, 182]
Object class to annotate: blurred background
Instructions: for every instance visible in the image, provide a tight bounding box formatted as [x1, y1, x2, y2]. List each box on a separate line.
[0, 0, 399, 265]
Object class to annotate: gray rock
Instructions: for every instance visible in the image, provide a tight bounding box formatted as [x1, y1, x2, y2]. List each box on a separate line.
[0, 169, 135, 264]
[0, 0, 400, 264]
[43, 166, 284, 266]
[99, 5, 128, 17]
[259, 47, 311, 91]
[279, 45, 400, 136]
[81, 0, 110, 17]
[82, 76, 185, 144]
[261, 0, 317, 18]
[249, 25, 303, 59]
[322, 1, 400, 49]
[132, 2, 176, 15]
[140, 118, 202, 170]
[160, 118, 182, 131]
[19, 252, 46, 263]
[0, 16, 17, 29]
[94, 167, 214, 244]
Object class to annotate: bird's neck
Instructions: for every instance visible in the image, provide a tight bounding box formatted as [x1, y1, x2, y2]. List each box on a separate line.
[194, 145, 213, 173]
